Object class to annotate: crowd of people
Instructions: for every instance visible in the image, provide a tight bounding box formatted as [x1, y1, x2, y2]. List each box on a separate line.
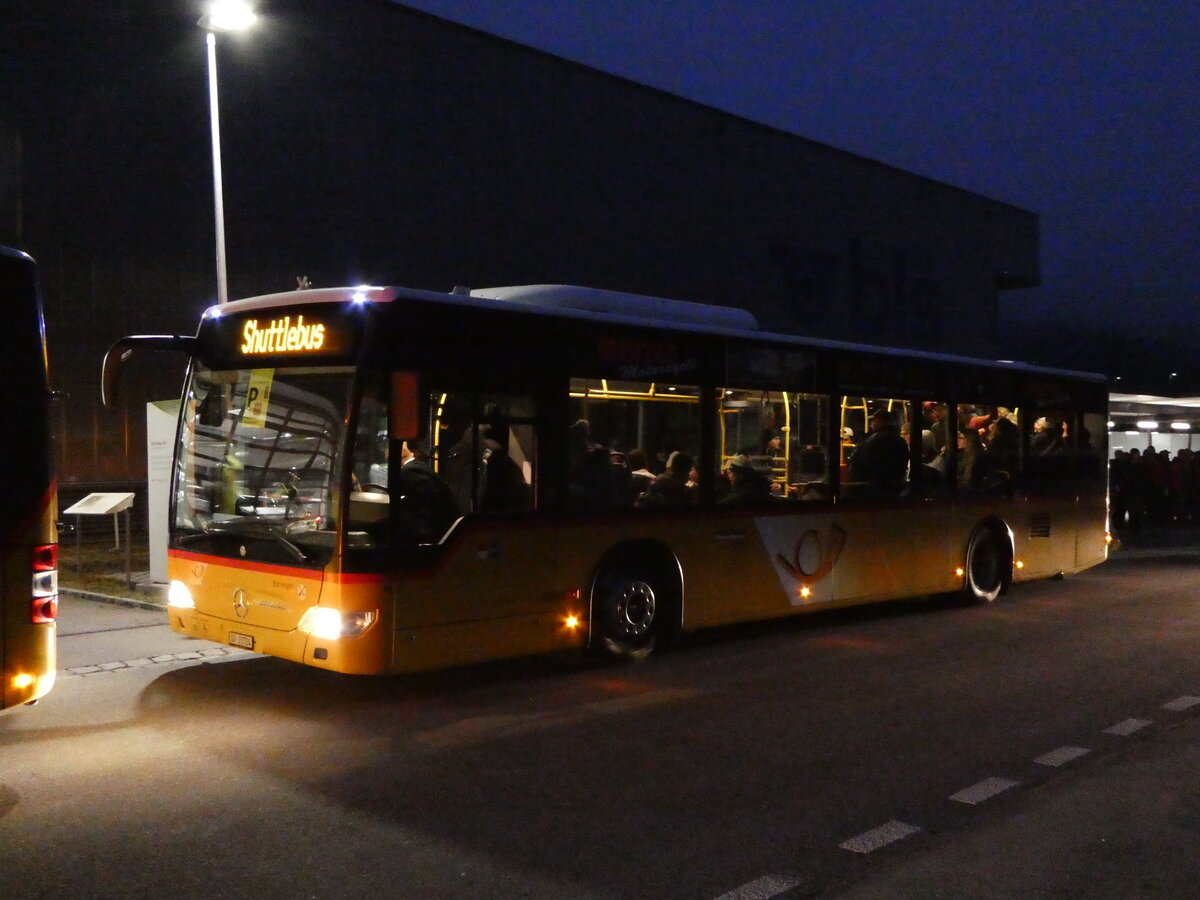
[568, 419, 779, 512]
[1110, 446, 1200, 535]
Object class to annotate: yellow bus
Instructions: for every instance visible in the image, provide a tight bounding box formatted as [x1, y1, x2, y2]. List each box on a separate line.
[1, 248, 58, 709]
[104, 284, 1108, 674]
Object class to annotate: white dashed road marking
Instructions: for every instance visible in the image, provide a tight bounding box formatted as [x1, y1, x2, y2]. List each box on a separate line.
[1035, 745, 1091, 767]
[1163, 695, 1200, 712]
[839, 820, 922, 854]
[713, 875, 803, 899]
[950, 777, 1019, 805]
[1104, 718, 1152, 736]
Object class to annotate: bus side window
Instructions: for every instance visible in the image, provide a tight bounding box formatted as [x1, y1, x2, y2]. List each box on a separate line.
[437, 392, 536, 514]
[1024, 406, 1075, 486]
[841, 397, 911, 499]
[717, 387, 789, 504]
[787, 393, 830, 500]
[569, 377, 702, 511]
[958, 403, 1019, 493]
[347, 379, 392, 544]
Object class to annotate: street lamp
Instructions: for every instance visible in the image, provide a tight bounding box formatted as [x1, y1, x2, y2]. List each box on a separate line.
[199, 0, 257, 304]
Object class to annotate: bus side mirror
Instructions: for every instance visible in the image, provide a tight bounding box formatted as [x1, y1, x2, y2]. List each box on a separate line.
[390, 371, 424, 441]
[100, 334, 197, 408]
[101, 344, 132, 408]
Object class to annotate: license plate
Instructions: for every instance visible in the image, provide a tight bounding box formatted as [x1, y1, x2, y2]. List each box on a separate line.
[228, 631, 254, 650]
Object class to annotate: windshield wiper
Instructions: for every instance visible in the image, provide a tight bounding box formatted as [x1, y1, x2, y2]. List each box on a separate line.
[179, 524, 311, 563]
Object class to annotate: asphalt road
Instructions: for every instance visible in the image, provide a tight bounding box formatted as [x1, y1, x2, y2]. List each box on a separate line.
[3, 551, 1200, 898]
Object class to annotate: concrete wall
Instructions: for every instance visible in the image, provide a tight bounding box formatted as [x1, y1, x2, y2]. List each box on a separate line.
[0, 0, 1038, 481]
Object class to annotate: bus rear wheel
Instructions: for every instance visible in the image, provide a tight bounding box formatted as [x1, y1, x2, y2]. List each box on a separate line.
[964, 528, 1007, 603]
[594, 572, 661, 661]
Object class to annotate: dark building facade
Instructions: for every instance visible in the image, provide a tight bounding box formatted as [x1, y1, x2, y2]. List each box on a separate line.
[1, 0, 1038, 484]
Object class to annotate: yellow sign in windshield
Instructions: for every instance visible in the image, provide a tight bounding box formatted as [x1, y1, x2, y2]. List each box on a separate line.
[243, 368, 275, 427]
[241, 315, 325, 355]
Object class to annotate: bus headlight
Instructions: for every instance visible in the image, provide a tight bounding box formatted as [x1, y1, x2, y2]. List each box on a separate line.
[298, 607, 377, 640]
[168, 580, 195, 609]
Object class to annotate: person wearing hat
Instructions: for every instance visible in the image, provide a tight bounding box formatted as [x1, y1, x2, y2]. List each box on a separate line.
[718, 454, 773, 507]
[761, 428, 783, 457]
[847, 409, 909, 495]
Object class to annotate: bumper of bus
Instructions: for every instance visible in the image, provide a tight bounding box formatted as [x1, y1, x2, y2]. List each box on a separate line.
[3, 623, 56, 709]
[167, 606, 390, 675]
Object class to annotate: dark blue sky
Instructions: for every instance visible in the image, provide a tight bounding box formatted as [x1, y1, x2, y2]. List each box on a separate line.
[404, 1, 1198, 345]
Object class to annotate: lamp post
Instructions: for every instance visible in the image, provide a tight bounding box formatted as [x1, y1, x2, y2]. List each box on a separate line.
[199, 0, 257, 305]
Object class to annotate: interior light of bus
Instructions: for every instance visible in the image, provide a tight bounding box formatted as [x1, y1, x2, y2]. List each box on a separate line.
[168, 580, 195, 609]
[1136, 420, 1158, 430]
[31, 544, 58, 624]
[1171, 422, 1191, 431]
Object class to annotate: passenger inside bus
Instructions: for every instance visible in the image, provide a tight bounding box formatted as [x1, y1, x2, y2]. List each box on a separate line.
[626, 447, 655, 502]
[846, 409, 909, 496]
[718, 454, 773, 507]
[636, 451, 696, 508]
[1031, 416, 1064, 455]
[393, 440, 460, 541]
[478, 421, 531, 512]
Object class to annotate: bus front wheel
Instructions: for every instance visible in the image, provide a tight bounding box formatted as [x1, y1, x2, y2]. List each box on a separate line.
[593, 572, 661, 661]
[963, 527, 1008, 603]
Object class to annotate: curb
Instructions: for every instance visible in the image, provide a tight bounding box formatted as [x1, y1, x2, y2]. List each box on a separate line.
[59, 586, 167, 612]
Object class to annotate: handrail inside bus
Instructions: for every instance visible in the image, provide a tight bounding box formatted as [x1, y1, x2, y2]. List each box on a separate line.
[101, 334, 196, 407]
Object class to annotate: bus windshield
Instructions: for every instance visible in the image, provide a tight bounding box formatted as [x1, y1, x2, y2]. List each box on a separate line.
[173, 363, 353, 565]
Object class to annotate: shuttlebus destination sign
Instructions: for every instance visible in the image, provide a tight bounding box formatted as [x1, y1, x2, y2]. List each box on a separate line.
[240, 314, 326, 354]
[201, 302, 362, 364]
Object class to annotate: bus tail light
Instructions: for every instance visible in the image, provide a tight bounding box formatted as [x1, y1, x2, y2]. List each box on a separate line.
[31, 543, 58, 624]
[298, 607, 377, 640]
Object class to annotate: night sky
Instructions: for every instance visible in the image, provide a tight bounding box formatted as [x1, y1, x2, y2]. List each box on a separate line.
[403, 1, 1199, 353]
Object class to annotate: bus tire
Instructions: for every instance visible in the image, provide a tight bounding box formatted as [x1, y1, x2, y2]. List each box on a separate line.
[591, 547, 681, 661]
[963, 525, 1010, 604]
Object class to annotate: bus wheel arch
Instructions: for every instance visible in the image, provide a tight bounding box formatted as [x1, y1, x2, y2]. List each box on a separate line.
[589, 540, 683, 660]
[962, 518, 1014, 603]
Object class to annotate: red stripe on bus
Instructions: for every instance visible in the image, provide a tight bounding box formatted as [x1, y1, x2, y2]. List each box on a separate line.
[168, 548, 396, 585]
[168, 548, 321, 579]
